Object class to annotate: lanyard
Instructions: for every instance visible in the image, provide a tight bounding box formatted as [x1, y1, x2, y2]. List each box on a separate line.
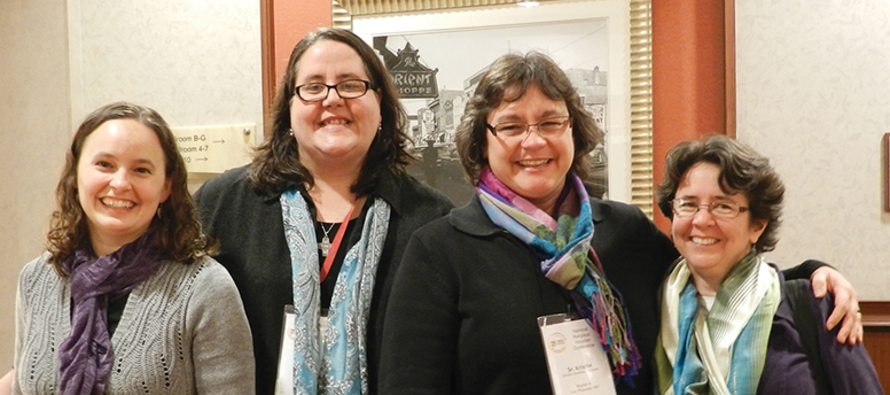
[320, 205, 355, 283]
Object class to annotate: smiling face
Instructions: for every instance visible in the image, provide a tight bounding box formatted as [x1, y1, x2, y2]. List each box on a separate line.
[484, 84, 574, 214]
[289, 39, 383, 173]
[671, 162, 767, 294]
[77, 119, 171, 255]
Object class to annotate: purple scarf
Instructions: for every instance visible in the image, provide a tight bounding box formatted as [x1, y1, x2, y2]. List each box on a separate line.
[58, 232, 166, 395]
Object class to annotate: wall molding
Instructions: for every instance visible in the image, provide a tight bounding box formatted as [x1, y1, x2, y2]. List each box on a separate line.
[863, 301, 890, 328]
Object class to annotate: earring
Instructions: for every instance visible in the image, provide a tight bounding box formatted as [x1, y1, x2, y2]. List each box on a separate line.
[377, 124, 383, 132]
[288, 128, 294, 136]
[156, 204, 163, 219]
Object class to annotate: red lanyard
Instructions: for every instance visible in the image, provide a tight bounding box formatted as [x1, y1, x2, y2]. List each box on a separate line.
[319, 205, 354, 283]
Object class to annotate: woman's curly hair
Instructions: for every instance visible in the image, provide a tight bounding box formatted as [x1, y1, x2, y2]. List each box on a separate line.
[46, 102, 216, 275]
[655, 135, 784, 253]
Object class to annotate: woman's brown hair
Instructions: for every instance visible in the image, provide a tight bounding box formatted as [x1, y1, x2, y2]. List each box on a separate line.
[454, 51, 604, 183]
[655, 134, 784, 253]
[250, 27, 412, 196]
[46, 102, 216, 275]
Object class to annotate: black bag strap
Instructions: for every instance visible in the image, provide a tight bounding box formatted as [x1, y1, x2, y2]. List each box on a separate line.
[782, 279, 832, 395]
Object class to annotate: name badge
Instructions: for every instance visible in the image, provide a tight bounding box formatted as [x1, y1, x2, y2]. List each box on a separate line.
[275, 305, 296, 395]
[538, 313, 616, 395]
[275, 306, 329, 395]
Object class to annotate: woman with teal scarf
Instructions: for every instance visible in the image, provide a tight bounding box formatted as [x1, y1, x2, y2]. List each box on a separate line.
[653, 135, 882, 394]
[377, 52, 865, 395]
[192, 28, 454, 395]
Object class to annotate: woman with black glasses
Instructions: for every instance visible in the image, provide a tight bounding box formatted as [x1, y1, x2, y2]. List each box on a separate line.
[193, 28, 453, 395]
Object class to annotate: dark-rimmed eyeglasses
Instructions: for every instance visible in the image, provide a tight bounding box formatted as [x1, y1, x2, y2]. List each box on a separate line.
[670, 199, 749, 219]
[295, 79, 374, 102]
[485, 116, 571, 140]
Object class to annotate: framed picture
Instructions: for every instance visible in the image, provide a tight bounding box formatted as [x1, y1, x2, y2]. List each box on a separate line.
[351, 0, 632, 206]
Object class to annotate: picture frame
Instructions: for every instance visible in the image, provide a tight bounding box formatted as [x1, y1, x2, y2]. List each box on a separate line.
[350, 0, 634, 206]
[884, 133, 890, 212]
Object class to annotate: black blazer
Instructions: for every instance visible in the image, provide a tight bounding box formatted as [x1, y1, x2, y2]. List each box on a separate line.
[379, 195, 678, 395]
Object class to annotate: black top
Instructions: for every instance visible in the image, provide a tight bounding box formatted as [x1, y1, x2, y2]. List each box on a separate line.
[316, 218, 358, 309]
[107, 294, 129, 336]
[379, 195, 829, 395]
[380, 196, 677, 395]
[194, 165, 454, 395]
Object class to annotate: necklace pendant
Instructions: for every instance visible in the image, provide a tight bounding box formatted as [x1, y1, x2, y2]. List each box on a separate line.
[319, 235, 332, 256]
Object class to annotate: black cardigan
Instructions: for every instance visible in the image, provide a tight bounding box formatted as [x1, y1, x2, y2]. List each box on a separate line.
[379, 196, 677, 395]
[379, 195, 826, 395]
[194, 165, 454, 395]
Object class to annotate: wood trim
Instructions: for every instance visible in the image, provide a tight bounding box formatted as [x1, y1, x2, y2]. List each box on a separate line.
[724, 0, 736, 138]
[862, 301, 890, 328]
[260, 0, 275, 140]
[861, 301, 890, 394]
[337, 0, 516, 15]
[884, 134, 890, 212]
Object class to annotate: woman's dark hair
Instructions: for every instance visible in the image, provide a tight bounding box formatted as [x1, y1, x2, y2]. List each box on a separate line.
[47, 102, 216, 275]
[655, 134, 784, 253]
[250, 27, 411, 196]
[454, 51, 603, 183]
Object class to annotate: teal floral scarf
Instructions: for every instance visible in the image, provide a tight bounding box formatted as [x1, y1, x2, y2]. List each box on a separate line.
[280, 189, 391, 395]
[476, 167, 641, 384]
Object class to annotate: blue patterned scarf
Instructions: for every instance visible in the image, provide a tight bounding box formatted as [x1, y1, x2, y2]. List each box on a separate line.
[280, 190, 390, 395]
[476, 168, 641, 384]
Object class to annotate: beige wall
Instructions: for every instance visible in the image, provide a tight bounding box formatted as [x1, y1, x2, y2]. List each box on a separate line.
[0, 0, 72, 369]
[736, 0, 890, 300]
[0, 0, 262, 369]
[69, 0, 263, 129]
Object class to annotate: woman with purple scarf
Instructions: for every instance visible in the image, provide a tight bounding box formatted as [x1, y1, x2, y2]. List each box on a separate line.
[8, 102, 254, 394]
[377, 52, 863, 395]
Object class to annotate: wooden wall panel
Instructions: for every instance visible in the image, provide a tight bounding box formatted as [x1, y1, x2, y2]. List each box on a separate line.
[651, 0, 729, 232]
[862, 301, 890, 391]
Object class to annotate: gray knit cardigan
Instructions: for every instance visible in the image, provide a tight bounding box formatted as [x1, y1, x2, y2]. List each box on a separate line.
[13, 254, 255, 394]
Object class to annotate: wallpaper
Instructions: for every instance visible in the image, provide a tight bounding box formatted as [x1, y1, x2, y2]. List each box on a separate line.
[736, 0, 890, 299]
[0, 0, 73, 369]
[0, 0, 263, 365]
[73, 0, 263, 138]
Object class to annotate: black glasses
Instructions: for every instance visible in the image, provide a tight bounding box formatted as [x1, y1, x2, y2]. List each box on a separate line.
[485, 116, 571, 140]
[670, 199, 749, 219]
[295, 79, 374, 102]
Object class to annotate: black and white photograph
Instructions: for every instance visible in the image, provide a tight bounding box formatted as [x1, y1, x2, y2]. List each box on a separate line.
[354, 1, 630, 205]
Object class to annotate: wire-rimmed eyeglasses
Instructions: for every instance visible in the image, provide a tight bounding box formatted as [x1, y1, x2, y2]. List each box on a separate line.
[670, 199, 749, 219]
[485, 116, 571, 140]
[295, 79, 374, 102]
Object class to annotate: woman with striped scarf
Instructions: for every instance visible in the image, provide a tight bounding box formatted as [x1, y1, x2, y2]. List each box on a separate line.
[654, 135, 882, 394]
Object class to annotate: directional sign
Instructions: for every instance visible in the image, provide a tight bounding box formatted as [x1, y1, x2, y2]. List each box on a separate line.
[171, 124, 255, 173]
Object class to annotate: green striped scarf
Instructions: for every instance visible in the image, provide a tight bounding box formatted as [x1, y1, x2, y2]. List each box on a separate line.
[655, 251, 780, 395]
